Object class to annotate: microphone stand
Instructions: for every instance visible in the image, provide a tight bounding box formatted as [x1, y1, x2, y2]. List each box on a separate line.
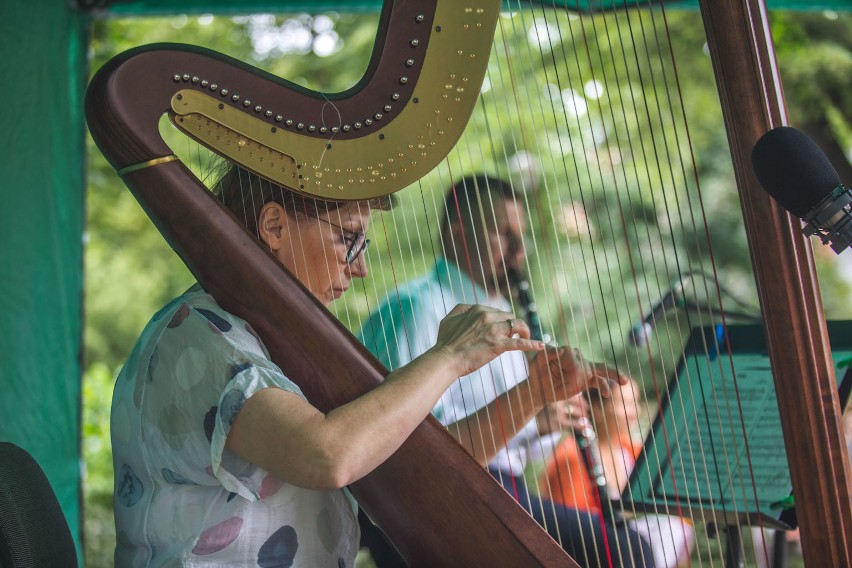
[507, 269, 622, 526]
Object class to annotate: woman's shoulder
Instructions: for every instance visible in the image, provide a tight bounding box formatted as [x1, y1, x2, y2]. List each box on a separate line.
[145, 286, 271, 361]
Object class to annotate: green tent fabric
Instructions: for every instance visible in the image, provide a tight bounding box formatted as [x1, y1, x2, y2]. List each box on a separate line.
[0, 0, 89, 562]
[93, 0, 852, 16]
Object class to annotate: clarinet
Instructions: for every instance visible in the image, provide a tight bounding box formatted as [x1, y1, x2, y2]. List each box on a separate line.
[507, 268, 620, 525]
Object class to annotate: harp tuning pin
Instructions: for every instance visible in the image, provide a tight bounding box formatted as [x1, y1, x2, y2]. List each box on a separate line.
[331, 126, 339, 133]
[285, 119, 294, 127]
[399, 76, 408, 85]
[364, 119, 373, 126]
[384, 105, 392, 112]
[342, 124, 351, 132]
[405, 58, 415, 67]
[200, 80, 209, 88]
[409, 39, 419, 48]
[231, 94, 240, 102]
[296, 122, 305, 130]
[319, 126, 328, 133]
[210, 83, 218, 91]
[191, 76, 200, 84]
[173, 75, 181, 82]
[374, 113, 383, 120]
[308, 125, 317, 132]
[254, 105, 262, 113]
[242, 100, 251, 107]
[415, 14, 424, 22]
[220, 88, 229, 96]
[182, 74, 190, 81]
[265, 110, 273, 118]
[354, 122, 362, 129]
[274, 115, 282, 122]
[391, 93, 400, 101]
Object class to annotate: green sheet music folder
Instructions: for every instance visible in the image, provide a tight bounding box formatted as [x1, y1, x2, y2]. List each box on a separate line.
[624, 320, 852, 530]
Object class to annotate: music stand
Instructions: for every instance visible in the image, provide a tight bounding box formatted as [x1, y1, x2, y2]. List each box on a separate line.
[622, 321, 852, 566]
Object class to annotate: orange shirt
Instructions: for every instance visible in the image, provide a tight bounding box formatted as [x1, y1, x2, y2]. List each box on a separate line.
[540, 435, 640, 514]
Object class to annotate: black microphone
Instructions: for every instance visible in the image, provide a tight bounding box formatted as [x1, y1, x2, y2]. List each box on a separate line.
[751, 126, 852, 254]
[628, 276, 690, 347]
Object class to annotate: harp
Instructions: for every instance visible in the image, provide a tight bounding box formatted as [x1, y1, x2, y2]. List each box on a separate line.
[86, 1, 851, 567]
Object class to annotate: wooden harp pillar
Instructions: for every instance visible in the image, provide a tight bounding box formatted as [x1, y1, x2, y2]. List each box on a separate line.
[700, 0, 852, 565]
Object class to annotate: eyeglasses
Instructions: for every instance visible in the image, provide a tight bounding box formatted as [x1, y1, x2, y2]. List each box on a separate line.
[313, 216, 370, 264]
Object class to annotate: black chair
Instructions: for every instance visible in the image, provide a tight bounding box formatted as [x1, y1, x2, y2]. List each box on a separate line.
[0, 442, 78, 567]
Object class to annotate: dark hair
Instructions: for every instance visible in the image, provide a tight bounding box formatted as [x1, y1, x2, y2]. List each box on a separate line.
[441, 175, 516, 237]
[213, 162, 397, 235]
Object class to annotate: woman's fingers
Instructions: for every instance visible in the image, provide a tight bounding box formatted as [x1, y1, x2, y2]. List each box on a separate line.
[434, 305, 545, 376]
[499, 316, 532, 340]
[586, 363, 628, 397]
[508, 336, 546, 353]
[532, 346, 628, 401]
[445, 303, 473, 317]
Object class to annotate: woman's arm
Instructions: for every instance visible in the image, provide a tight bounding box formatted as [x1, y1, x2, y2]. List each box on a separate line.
[226, 304, 545, 489]
[444, 346, 625, 466]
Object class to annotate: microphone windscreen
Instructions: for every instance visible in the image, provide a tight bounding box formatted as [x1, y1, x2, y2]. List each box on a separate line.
[751, 126, 841, 217]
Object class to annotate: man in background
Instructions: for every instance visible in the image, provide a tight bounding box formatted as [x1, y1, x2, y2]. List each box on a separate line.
[357, 175, 654, 567]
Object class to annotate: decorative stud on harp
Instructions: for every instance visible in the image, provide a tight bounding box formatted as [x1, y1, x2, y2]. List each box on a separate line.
[89, 0, 501, 201]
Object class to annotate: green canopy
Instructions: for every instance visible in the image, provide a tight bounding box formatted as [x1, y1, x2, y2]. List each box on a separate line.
[0, 0, 88, 561]
[93, 0, 852, 15]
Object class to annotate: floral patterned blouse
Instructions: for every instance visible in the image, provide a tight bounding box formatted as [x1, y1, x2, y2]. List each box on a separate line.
[111, 286, 358, 567]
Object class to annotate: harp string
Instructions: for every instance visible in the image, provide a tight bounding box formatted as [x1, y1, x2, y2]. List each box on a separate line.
[585, 2, 730, 550]
[619, 3, 724, 555]
[651, 4, 773, 555]
[510, 5, 653, 561]
[456, 3, 770, 564]
[551, 2, 644, 532]
[572, 2, 699, 539]
[509, 3, 639, 537]
[660, 4, 772, 561]
[585, 1, 698, 535]
[451, 72, 576, 515]
[442, 8, 608, 560]
[446, 160, 526, 489]
[485, 9, 609, 555]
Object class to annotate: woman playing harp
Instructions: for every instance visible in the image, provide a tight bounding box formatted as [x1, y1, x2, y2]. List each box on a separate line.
[109, 164, 624, 567]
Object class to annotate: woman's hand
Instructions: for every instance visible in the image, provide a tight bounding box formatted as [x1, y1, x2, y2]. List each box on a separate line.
[536, 396, 590, 435]
[527, 345, 626, 407]
[428, 304, 545, 378]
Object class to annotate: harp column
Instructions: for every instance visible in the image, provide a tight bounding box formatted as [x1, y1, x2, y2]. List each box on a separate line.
[699, 0, 852, 565]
